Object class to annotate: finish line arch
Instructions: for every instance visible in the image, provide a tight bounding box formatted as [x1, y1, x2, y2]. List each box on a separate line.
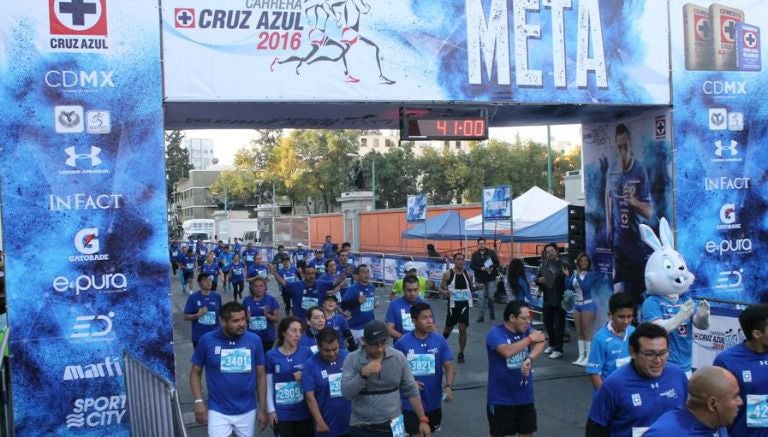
[1, 0, 766, 434]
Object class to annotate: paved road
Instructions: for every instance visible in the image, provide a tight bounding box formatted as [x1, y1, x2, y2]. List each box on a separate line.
[169, 274, 593, 436]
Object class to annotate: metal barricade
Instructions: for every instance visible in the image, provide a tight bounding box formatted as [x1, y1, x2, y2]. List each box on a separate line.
[0, 327, 12, 437]
[123, 352, 187, 437]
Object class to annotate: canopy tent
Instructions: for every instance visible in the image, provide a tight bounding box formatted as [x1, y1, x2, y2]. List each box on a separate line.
[465, 186, 569, 233]
[464, 207, 569, 243]
[402, 211, 466, 240]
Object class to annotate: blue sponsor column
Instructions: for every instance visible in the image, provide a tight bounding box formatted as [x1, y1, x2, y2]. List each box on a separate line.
[670, 0, 768, 304]
[0, 1, 174, 435]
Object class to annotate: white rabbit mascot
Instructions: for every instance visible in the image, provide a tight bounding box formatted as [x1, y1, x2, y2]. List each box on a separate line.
[639, 217, 709, 375]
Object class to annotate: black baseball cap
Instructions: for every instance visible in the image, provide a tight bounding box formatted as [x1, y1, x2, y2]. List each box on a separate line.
[363, 320, 388, 344]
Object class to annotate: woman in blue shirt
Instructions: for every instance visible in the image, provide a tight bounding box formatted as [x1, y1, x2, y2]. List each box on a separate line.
[506, 258, 532, 303]
[266, 316, 314, 437]
[242, 277, 280, 352]
[300, 306, 326, 354]
[200, 252, 222, 292]
[229, 254, 246, 303]
[566, 253, 599, 367]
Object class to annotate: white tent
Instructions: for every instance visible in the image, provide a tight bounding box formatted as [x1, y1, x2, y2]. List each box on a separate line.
[465, 186, 569, 232]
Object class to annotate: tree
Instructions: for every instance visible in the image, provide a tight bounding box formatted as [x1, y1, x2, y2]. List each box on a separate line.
[165, 130, 192, 199]
[363, 145, 419, 209]
[417, 148, 471, 204]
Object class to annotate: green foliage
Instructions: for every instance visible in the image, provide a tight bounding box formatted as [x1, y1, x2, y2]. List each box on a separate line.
[164, 130, 192, 199]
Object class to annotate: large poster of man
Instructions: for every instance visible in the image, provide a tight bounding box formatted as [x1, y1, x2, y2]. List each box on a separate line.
[583, 112, 674, 307]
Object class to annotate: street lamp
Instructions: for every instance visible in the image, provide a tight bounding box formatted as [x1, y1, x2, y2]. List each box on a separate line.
[347, 152, 375, 210]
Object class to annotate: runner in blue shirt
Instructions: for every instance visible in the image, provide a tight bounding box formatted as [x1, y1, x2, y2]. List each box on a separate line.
[394, 302, 454, 435]
[277, 257, 300, 316]
[241, 243, 259, 267]
[386, 276, 427, 341]
[713, 303, 768, 436]
[179, 246, 197, 294]
[197, 239, 209, 267]
[200, 252, 223, 292]
[318, 259, 353, 303]
[184, 273, 223, 349]
[322, 235, 334, 260]
[242, 276, 280, 352]
[341, 265, 377, 342]
[641, 292, 697, 372]
[229, 254, 246, 303]
[300, 306, 326, 354]
[190, 301, 268, 436]
[233, 238, 241, 256]
[646, 366, 742, 437]
[335, 250, 356, 285]
[170, 241, 180, 277]
[246, 254, 270, 294]
[307, 249, 327, 274]
[273, 264, 323, 321]
[218, 244, 234, 293]
[322, 294, 356, 351]
[266, 317, 314, 437]
[586, 292, 636, 390]
[486, 301, 547, 437]
[292, 243, 310, 271]
[587, 323, 688, 437]
[302, 327, 351, 437]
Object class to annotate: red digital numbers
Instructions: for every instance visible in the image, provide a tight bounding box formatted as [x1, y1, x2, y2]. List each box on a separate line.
[436, 120, 447, 136]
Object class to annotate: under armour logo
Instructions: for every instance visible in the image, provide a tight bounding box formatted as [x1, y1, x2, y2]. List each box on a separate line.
[650, 382, 659, 389]
[65, 146, 102, 167]
[714, 139, 738, 157]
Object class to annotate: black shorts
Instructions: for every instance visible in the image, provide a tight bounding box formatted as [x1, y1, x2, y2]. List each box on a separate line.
[445, 301, 470, 327]
[275, 418, 313, 437]
[613, 250, 647, 305]
[182, 270, 194, 282]
[404, 409, 442, 434]
[486, 403, 537, 436]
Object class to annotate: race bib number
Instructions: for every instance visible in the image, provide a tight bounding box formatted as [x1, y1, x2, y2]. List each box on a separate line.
[361, 296, 375, 312]
[506, 350, 528, 370]
[199, 311, 216, 326]
[328, 373, 343, 398]
[171, 251, 178, 257]
[453, 289, 471, 302]
[233, 267, 243, 276]
[275, 381, 304, 405]
[615, 356, 631, 368]
[258, 270, 268, 278]
[631, 428, 649, 437]
[747, 394, 768, 428]
[302, 296, 319, 310]
[220, 348, 252, 373]
[296, 254, 304, 261]
[401, 309, 415, 332]
[246, 255, 254, 262]
[185, 263, 194, 270]
[408, 353, 436, 376]
[391, 415, 405, 437]
[249, 316, 267, 331]
[316, 265, 326, 274]
[284, 275, 297, 283]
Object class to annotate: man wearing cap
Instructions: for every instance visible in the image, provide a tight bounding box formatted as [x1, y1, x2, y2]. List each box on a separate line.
[293, 243, 310, 271]
[342, 320, 432, 437]
[390, 262, 435, 302]
[308, 249, 327, 275]
[386, 276, 428, 341]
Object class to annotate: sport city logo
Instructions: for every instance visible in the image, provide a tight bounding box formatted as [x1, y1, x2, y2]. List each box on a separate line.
[49, 0, 109, 50]
[66, 394, 126, 429]
[708, 108, 744, 131]
[69, 312, 116, 339]
[71, 227, 109, 262]
[63, 356, 122, 381]
[54, 106, 112, 134]
[717, 203, 741, 230]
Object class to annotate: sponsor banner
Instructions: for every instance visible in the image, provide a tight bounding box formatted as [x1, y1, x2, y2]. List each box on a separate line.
[406, 194, 427, 223]
[0, 1, 173, 434]
[161, 0, 670, 105]
[482, 186, 511, 221]
[692, 306, 744, 369]
[358, 254, 385, 283]
[670, 0, 768, 303]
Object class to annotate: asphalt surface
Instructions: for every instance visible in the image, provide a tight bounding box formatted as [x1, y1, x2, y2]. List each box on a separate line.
[169, 274, 594, 436]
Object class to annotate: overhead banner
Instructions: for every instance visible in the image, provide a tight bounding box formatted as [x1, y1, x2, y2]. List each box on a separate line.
[406, 194, 427, 223]
[482, 186, 511, 221]
[161, 0, 670, 105]
[670, 0, 768, 304]
[582, 112, 674, 312]
[0, 1, 174, 434]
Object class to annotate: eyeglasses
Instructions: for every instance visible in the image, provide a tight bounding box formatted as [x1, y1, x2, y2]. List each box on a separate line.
[637, 350, 669, 360]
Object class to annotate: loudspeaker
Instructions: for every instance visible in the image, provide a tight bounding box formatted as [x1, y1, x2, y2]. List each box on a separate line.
[567, 205, 585, 264]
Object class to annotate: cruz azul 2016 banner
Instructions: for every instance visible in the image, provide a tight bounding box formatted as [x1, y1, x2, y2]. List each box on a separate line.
[162, 0, 670, 105]
[0, 1, 174, 434]
[670, 0, 768, 304]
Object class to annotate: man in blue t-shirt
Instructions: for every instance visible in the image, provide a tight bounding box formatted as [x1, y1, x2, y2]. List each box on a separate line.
[322, 235, 334, 260]
[486, 301, 547, 437]
[178, 246, 197, 294]
[713, 303, 768, 436]
[241, 243, 259, 267]
[395, 302, 454, 435]
[293, 243, 310, 270]
[586, 292, 636, 390]
[273, 264, 323, 321]
[645, 366, 741, 436]
[302, 327, 352, 436]
[190, 301, 267, 436]
[341, 265, 377, 342]
[245, 254, 269, 294]
[308, 249, 327, 274]
[602, 124, 653, 305]
[587, 323, 688, 437]
[386, 276, 427, 341]
[183, 273, 223, 349]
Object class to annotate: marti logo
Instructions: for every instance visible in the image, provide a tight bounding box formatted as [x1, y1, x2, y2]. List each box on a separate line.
[66, 394, 126, 429]
[63, 356, 122, 381]
[718, 203, 741, 230]
[49, 0, 109, 50]
[70, 227, 109, 262]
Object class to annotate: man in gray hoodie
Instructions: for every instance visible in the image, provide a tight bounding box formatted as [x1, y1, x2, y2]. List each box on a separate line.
[342, 320, 432, 437]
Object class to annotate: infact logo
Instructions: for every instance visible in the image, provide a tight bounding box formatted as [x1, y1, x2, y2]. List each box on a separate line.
[50, 0, 107, 36]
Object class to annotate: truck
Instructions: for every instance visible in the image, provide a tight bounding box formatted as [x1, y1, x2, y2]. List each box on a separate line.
[216, 218, 260, 243]
[182, 219, 215, 242]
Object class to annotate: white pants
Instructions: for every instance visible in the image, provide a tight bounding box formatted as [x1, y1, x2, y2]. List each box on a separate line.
[208, 408, 256, 437]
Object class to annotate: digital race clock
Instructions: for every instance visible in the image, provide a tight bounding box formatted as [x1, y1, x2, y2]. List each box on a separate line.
[400, 108, 489, 141]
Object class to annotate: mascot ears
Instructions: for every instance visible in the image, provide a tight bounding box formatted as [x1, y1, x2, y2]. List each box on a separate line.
[639, 217, 674, 252]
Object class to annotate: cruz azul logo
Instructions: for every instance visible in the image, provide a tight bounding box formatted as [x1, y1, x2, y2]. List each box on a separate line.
[63, 356, 122, 381]
[69, 312, 115, 339]
[49, 0, 109, 50]
[66, 394, 126, 429]
[70, 227, 109, 262]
